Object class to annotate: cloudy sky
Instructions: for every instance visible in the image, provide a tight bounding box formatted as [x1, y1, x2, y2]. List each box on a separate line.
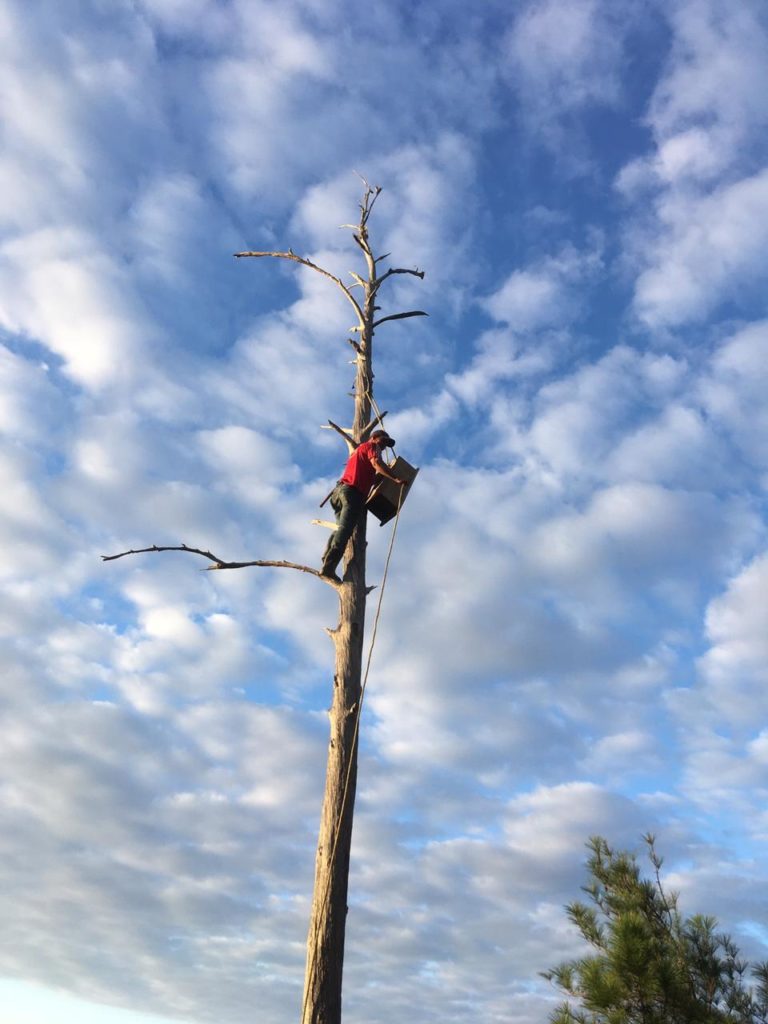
[2, 0, 768, 1022]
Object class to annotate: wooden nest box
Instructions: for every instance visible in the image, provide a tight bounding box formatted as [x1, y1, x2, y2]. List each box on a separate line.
[367, 456, 419, 525]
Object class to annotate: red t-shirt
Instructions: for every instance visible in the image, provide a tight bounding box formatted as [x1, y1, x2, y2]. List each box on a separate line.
[340, 440, 382, 495]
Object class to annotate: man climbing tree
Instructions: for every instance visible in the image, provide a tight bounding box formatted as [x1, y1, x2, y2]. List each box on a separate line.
[104, 182, 425, 1024]
[320, 428, 406, 582]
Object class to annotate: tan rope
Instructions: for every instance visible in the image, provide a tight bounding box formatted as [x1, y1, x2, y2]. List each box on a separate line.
[300, 487, 404, 1023]
[365, 386, 387, 439]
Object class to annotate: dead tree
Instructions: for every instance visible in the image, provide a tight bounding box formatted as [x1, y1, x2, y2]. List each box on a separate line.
[103, 183, 426, 1024]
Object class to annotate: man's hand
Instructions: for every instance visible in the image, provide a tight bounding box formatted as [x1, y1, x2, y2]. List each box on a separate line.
[384, 467, 406, 485]
[372, 456, 406, 485]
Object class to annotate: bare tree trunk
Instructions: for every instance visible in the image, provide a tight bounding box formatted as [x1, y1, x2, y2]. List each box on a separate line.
[105, 185, 425, 1024]
[300, 531, 367, 1023]
[300, 210, 377, 1024]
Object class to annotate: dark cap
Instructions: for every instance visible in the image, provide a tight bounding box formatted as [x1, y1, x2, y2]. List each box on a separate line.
[371, 429, 396, 447]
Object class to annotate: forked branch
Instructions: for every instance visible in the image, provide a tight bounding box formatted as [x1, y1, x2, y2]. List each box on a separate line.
[353, 177, 381, 229]
[374, 266, 425, 293]
[101, 545, 340, 587]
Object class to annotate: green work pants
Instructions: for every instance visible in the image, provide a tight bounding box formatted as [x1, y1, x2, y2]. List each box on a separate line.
[322, 484, 366, 574]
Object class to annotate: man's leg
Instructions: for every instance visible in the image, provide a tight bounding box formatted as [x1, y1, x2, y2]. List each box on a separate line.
[321, 485, 364, 578]
[322, 487, 343, 567]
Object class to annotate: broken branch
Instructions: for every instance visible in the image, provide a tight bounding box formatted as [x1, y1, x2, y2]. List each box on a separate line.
[234, 250, 364, 326]
[372, 310, 428, 328]
[101, 545, 340, 586]
[324, 420, 357, 449]
[360, 411, 388, 440]
[374, 267, 425, 291]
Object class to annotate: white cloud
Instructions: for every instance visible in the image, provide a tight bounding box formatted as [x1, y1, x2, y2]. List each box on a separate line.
[528, 483, 752, 601]
[128, 175, 212, 284]
[204, 4, 495, 206]
[0, 348, 65, 444]
[504, 0, 630, 163]
[137, 0, 232, 37]
[506, 0, 623, 105]
[0, 227, 152, 389]
[503, 783, 645, 862]
[481, 242, 602, 341]
[208, 317, 342, 443]
[580, 729, 661, 777]
[1, 978, 187, 1024]
[699, 319, 768, 475]
[653, 128, 722, 186]
[0, 448, 67, 583]
[700, 552, 768, 697]
[484, 270, 568, 330]
[661, 550, 768, 814]
[618, 0, 768, 195]
[197, 425, 301, 508]
[606, 403, 726, 489]
[3, 2, 768, 1023]
[648, 0, 768, 177]
[0, 697, 325, 1020]
[633, 168, 768, 328]
[508, 346, 684, 479]
[445, 326, 561, 410]
[384, 389, 459, 450]
[617, 0, 768, 327]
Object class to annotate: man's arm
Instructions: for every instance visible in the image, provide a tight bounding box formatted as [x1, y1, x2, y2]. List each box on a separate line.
[370, 454, 406, 485]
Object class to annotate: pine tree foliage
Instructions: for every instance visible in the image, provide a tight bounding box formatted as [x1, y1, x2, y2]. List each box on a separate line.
[542, 835, 768, 1024]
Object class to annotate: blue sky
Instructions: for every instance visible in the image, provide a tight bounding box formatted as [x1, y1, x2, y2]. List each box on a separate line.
[2, 1, 768, 1022]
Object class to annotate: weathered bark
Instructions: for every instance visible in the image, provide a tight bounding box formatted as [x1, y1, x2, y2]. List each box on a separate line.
[301, 525, 367, 1023]
[300, 208, 377, 1024]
